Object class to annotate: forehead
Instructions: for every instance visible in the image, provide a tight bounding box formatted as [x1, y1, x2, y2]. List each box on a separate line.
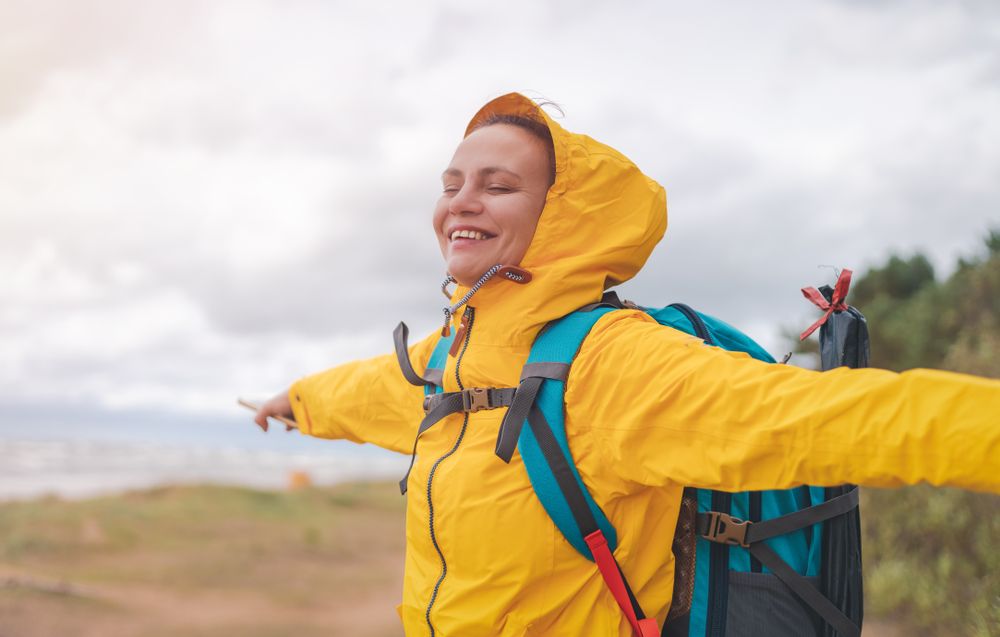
[448, 124, 548, 173]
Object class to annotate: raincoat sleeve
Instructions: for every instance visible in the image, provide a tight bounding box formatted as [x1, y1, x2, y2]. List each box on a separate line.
[286, 330, 438, 455]
[568, 311, 1000, 495]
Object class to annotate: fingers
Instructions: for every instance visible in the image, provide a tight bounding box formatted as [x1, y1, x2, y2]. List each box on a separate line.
[254, 411, 269, 432]
[252, 389, 294, 433]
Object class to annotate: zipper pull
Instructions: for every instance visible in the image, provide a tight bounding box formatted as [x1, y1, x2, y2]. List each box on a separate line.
[441, 308, 452, 337]
[448, 308, 472, 357]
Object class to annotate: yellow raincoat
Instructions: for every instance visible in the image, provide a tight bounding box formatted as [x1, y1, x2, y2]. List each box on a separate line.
[288, 93, 1000, 636]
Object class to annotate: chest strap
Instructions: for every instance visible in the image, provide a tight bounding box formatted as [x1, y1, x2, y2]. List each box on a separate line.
[423, 387, 516, 414]
[398, 386, 516, 494]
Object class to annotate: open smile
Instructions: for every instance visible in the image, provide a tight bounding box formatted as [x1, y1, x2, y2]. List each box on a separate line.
[449, 228, 496, 243]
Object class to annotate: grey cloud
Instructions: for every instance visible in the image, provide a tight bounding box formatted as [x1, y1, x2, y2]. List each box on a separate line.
[127, 73, 420, 159]
[826, 0, 1000, 16]
[174, 158, 451, 337]
[583, 97, 762, 201]
[620, 183, 842, 351]
[621, 116, 1000, 356]
[798, 0, 1000, 72]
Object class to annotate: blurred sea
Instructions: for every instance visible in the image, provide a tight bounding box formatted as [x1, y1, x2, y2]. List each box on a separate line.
[0, 400, 408, 501]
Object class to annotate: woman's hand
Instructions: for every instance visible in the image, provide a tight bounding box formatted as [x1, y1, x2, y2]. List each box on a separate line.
[254, 390, 294, 432]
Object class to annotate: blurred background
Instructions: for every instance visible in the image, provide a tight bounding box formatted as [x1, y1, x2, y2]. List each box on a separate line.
[1, 1, 997, 635]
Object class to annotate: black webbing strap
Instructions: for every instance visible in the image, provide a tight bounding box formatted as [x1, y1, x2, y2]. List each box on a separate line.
[524, 403, 648, 623]
[750, 542, 861, 637]
[400, 387, 516, 495]
[526, 404, 598, 542]
[495, 363, 571, 463]
[519, 362, 571, 382]
[425, 368, 444, 387]
[399, 392, 465, 494]
[696, 488, 862, 636]
[495, 378, 543, 462]
[424, 387, 516, 415]
[616, 561, 646, 624]
[417, 393, 465, 436]
[393, 322, 437, 387]
[575, 290, 625, 313]
[695, 488, 859, 546]
[746, 488, 859, 544]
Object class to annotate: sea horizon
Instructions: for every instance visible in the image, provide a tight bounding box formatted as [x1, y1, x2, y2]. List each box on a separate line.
[0, 401, 409, 501]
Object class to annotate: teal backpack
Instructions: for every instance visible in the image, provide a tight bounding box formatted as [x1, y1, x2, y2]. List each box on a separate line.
[395, 290, 864, 637]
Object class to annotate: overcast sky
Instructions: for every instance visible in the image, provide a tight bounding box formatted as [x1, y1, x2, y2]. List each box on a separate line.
[2, 0, 999, 438]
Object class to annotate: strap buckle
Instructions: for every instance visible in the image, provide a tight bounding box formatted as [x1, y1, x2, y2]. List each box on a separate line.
[701, 511, 751, 547]
[422, 387, 505, 414]
[462, 387, 492, 412]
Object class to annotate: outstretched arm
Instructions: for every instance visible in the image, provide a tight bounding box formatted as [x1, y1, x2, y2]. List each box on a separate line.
[570, 311, 1000, 494]
[283, 329, 439, 454]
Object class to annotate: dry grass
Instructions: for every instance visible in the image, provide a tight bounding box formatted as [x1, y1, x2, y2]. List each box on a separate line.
[0, 481, 914, 636]
[0, 482, 406, 637]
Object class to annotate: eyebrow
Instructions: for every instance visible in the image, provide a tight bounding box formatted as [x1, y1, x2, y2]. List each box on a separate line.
[441, 166, 521, 180]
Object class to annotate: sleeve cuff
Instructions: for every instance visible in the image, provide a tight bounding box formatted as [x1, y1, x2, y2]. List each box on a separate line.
[288, 381, 314, 436]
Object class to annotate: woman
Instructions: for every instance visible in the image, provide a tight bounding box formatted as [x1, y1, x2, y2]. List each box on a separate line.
[254, 93, 1000, 636]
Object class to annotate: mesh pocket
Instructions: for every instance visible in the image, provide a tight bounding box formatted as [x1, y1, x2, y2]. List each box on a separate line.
[725, 571, 822, 637]
[666, 488, 697, 623]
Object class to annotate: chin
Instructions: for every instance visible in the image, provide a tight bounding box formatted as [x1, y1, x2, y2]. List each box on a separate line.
[447, 259, 492, 286]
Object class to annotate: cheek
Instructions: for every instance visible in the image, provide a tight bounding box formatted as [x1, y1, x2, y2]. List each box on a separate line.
[432, 200, 448, 244]
[514, 201, 544, 247]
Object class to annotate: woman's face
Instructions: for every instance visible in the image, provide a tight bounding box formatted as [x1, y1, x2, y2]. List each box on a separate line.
[434, 124, 552, 287]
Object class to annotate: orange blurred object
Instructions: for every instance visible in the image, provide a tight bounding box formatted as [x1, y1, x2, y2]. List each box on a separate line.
[287, 471, 313, 490]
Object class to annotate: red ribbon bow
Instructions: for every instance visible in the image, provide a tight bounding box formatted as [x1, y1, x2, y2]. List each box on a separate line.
[799, 269, 853, 341]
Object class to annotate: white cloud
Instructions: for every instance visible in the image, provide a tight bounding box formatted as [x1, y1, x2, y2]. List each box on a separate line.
[1, 0, 998, 424]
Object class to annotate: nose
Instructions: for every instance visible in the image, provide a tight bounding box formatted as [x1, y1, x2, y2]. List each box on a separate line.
[447, 183, 483, 216]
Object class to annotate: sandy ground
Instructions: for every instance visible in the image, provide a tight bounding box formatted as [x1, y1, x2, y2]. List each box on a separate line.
[0, 484, 906, 637]
[0, 563, 403, 637]
[0, 483, 406, 637]
[0, 567, 904, 637]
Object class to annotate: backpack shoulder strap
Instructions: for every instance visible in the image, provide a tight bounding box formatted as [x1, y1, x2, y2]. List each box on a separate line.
[423, 332, 454, 396]
[504, 305, 658, 637]
[497, 306, 619, 557]
[646, 304, 777, 363]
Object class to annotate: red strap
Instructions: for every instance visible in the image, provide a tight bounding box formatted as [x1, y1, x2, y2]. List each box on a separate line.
[584, 530, 660, 637]
[799, 269, 853, 341]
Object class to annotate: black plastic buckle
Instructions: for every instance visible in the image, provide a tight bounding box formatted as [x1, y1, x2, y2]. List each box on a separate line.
[462, 387, 491, 412]
[701, 511, 751, 547]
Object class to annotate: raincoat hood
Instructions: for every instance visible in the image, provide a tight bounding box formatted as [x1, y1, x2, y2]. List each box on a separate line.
[447, 93, 668, 342]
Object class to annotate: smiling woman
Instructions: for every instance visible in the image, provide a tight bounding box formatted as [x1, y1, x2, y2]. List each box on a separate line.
[251, 93, 1000, 637]
[434, 119, 554, 288]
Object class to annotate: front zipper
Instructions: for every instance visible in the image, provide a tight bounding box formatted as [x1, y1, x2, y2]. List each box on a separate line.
[424, 305, 475, 636]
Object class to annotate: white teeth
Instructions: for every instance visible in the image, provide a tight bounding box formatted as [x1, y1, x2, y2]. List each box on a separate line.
[451, 229, 488, 241]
